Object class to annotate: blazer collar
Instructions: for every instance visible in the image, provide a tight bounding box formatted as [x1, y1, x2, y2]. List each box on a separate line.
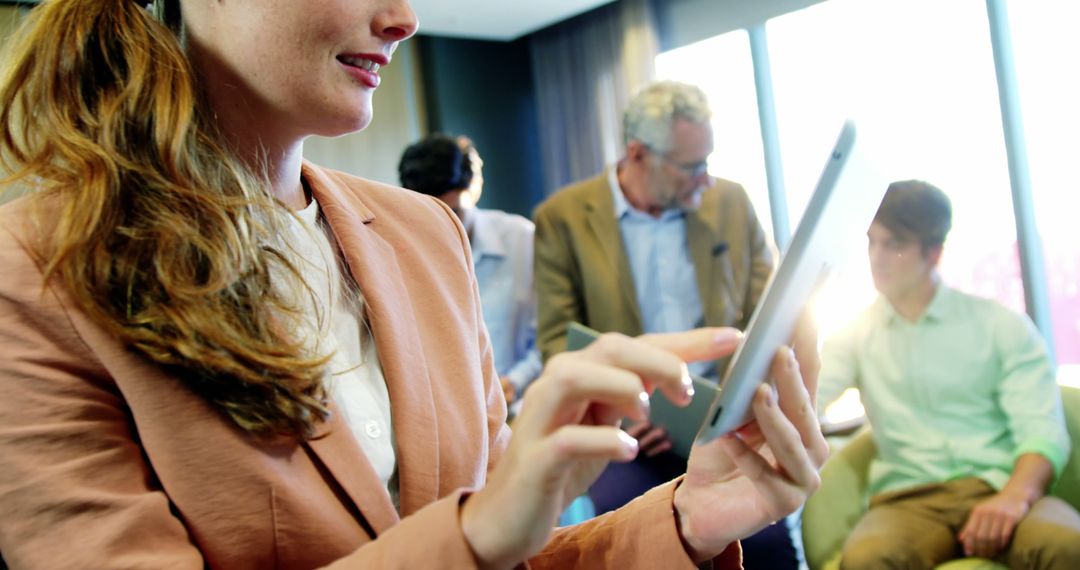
[301, 162, 442, 531]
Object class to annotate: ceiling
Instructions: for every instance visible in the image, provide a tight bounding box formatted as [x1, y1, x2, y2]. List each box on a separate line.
[409, 0, 617, 41]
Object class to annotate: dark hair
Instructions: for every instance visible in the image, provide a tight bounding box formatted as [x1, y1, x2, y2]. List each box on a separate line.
[873, 180, 953, 250]
[398, 133, 472, 197]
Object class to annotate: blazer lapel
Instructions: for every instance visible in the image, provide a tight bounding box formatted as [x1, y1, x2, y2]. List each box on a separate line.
[303, 164, 441, 528]
[305, 402, 399, 535]
[584, 180, 643, 331]
[686, 190, 725, 327]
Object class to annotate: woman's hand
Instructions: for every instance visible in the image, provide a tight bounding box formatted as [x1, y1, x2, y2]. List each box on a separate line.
[674, 346, 829, 563]
[460, 328, 741, 570]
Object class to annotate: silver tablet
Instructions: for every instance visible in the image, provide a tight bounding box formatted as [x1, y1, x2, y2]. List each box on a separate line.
[696, 120, 889, 442]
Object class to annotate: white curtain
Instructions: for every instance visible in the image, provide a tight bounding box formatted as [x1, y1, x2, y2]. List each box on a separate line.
[530, 0, 659, 196]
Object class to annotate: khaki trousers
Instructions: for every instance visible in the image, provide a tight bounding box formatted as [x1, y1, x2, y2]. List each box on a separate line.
[839, 477, 1080, 570]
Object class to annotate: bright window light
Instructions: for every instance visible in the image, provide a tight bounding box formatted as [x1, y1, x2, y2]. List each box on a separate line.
[767, 0, 1022, 337]
[656, 31, 773, 238]
[654, 0, 1075, 380]
[821, 387, 866, 432]
[1011, 1, 1080, 374]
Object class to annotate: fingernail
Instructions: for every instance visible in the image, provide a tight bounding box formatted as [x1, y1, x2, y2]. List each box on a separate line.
[760, 384, 775, 407]
[681, 363, 695, 400]
[618, 429, 639, 459]
[638, 391, 651, 417]
[786, 347, 797, 369]
[714, 329, 743, 346]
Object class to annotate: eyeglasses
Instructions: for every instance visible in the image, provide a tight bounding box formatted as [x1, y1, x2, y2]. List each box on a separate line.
[646, 146, 709, 178]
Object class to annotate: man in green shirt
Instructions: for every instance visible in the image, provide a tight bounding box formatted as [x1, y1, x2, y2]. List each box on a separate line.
[819, 180, 1080, 569]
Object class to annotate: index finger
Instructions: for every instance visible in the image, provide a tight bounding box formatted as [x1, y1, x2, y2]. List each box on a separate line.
[638, 327, 742, 363]
[584, 333, 694, 406]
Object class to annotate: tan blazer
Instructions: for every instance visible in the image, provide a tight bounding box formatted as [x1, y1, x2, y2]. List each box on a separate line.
[0, 163, 740, 569]
[534, 170, 776, 363]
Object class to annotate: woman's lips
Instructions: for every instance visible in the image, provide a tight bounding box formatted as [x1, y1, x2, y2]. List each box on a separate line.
[337, 54, 387, 88]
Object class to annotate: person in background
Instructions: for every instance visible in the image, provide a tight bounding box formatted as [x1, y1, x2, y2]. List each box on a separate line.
[398, 134, 542, 408]
[533, 80, 808, 569]
[534, 80, 777, 389]
[818, 180, 1080, 569]
[0, 1, 827, 568]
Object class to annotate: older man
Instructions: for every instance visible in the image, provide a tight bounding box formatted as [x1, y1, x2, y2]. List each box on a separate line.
[533, 80, 794, 568]
[534, 80, 774, 380]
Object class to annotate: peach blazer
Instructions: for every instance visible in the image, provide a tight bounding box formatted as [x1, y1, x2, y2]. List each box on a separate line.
[0, 163, 740, 569]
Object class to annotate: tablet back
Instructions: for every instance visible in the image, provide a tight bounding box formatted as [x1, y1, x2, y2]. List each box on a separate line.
[697, 120, 890, 441]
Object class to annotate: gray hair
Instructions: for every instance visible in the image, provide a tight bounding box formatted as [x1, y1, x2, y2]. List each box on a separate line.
[622, 81, 712, 154]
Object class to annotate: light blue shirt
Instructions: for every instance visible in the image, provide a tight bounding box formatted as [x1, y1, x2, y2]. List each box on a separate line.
[466, 208, 543, 394]
[819, 285, 1070, 496]
[607, 168, 711, 378]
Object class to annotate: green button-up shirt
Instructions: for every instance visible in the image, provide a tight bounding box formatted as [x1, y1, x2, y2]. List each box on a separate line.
[819, 285, 1069, 497]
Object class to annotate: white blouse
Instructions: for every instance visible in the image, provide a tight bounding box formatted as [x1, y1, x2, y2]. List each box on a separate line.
[287, 198, 399, 510]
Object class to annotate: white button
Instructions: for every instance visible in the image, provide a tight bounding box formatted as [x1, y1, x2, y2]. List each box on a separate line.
[364, 421, 382, 439]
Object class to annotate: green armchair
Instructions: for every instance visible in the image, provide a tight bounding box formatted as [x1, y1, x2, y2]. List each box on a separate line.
[802, 385, 1080, 570]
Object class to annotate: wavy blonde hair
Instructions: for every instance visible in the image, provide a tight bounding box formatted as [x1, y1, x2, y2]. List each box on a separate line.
[0, 0, 333, 437]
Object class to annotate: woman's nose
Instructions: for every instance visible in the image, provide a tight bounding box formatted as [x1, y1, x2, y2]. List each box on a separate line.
[375, 0, 419, 41]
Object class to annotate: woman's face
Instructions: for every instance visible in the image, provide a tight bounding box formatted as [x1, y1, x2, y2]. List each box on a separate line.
[182, 0, 418, 145]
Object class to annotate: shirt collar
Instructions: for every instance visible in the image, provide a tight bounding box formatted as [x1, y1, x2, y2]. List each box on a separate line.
[297, 193, 320, 226]
[922, 283, 952, 321]
[607, 164, 631, 220]
[875, 283, 952, 326]
[466, 209, 506, 259]
[871, 296, 899, 327]
[607, 162, 685, 222]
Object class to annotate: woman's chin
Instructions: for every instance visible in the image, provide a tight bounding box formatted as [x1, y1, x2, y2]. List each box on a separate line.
[316, 117, 373, 139]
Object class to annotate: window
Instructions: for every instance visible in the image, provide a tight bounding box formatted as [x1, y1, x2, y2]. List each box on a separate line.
[655, 31, 774, 237]
[1010, 1, 1080, 382]
[767, 0, 1024, 337]
[654, 1, 1071, 381]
